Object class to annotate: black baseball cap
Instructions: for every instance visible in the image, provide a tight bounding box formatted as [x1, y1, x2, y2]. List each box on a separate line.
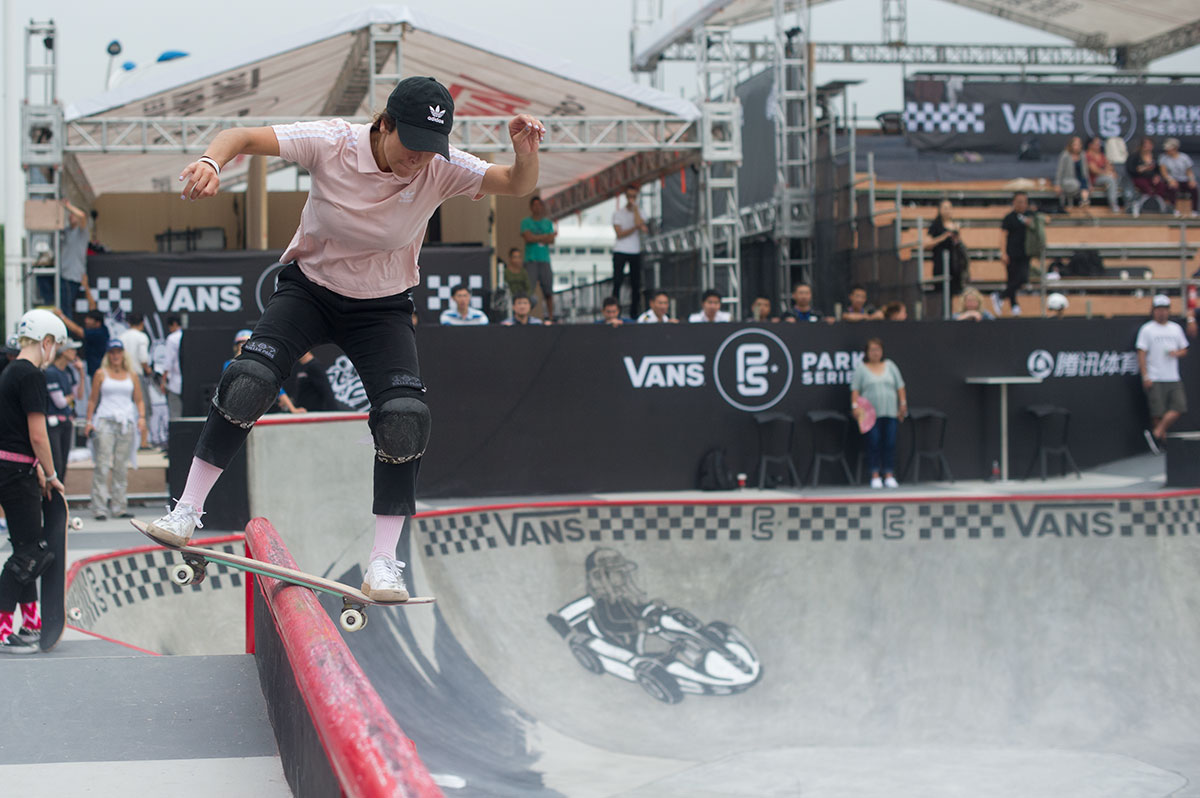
[386, 76, 454, 160]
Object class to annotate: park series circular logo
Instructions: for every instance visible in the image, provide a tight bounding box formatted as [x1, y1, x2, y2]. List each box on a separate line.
[1027, 349, 1055, 379]
[713, 329, 794, 412]
[1083, 92, 1137, 142]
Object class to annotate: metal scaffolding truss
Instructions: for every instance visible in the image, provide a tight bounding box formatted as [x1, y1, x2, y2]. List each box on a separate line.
[696, 24, 743, 310]
[643, 199, 777, 255]
[632, 0, 816, 309]
[814, 41, 1120, 65]
[21, 20, 63, 314]
[62, 116, 701, 155]
[649, 38, 1120, 66]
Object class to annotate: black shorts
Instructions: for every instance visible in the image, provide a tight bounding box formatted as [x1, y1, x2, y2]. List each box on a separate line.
[241, 262, 424, 405]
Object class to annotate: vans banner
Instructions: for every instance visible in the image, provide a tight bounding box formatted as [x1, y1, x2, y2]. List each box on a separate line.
[903, 78, 1200, 154]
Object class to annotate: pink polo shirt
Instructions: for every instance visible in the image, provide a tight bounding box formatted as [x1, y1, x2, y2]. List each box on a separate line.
[273, 119, 488, 299]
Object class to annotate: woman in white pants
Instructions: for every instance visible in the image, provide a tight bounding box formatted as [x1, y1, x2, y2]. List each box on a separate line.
[86, 339, 146, 520]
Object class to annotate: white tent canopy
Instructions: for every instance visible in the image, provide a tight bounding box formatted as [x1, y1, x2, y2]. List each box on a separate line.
[633, 0, 1200, 68]
[64, 6, 699, 202]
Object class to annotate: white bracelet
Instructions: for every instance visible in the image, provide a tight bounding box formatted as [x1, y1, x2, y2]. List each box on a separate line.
[197, 155, 221, 176]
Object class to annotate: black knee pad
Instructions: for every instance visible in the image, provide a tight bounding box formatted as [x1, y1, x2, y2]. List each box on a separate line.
[371, 396, 431, 464]
[213, 357, 280, 429]
[4, 541, 54, 586]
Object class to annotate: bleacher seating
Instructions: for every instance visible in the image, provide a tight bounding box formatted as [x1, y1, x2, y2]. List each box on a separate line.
[865, 178, 1199, 318]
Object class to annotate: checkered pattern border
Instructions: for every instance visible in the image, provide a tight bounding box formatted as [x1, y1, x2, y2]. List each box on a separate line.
[425, 273, 483, 313]
[66, 543, 243, 628]
[76, 275, 133, 315]
[904, 101, 985, 134]
[1118, 497, 1200, 537]
[784, 505, 874, 541]
[915, 503, 1008, 540]
[421, 512, 500, 556]
[416, 496, 1200, 558]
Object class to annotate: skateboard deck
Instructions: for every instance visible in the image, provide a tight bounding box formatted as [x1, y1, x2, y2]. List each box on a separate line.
[130, 520, 433, 632]
[855, 396, 877, 434]
[39, 490, 69, 652]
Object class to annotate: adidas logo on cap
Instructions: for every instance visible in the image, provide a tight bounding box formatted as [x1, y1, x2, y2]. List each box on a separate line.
[427, 105, 446, 124]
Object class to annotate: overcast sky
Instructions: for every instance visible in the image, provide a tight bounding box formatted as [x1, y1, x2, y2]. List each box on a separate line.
[3, 0, 1198, 216]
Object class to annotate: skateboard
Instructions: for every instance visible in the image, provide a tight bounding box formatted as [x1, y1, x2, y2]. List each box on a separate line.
[39, 490, 69, 652]
[854, 396, 877, 434]
[130, 520, 434, 632]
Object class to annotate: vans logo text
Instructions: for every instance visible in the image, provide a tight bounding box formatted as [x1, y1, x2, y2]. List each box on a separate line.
[624, 355, 706, 389]
[147, 276, 243, 313]
[1002, 103, 1075, 135]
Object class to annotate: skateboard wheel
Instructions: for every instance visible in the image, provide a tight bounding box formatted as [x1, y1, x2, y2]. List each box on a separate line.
[171, 563, 196, 586]
[67, 607, 82, 621]
[339, 607, 367, 632]
[70, 517, 83, 530]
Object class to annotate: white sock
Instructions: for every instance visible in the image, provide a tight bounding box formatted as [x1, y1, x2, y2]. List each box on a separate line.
[179, 457, 223, 512]
[371, 515, 406, 562]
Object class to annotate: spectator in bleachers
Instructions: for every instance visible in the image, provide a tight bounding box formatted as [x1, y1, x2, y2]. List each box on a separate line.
[784, 283, 823, 323]
[882, 302, 907, 321]
[501, 294, 543, 326]
[688, 290, 732, 322]
[1137, 294, 1189, 454]
[955, 288, 995, 322]
[842, 285, 883, 322]
[1086, 137, 1121, 213]
[1128, 137, 1168, 218]
[502, 247, 533, 305]
[520, 196, 557, 322]
[928, 199, 966, 297]
[637, 290, 676, 323]
[612, 185, 649, 318]
[1159, 138, 1199, 218]
[1054, 136, 1090, 210]
[746, 295, 777, 323]
[996, 191, 1033, 317]
[598, 296, 633, 327]
[439, 284, 489, 326]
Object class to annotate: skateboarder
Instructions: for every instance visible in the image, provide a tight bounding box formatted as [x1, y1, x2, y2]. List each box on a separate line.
[0, 310, 68, 654]
[147, 76, 544, 601]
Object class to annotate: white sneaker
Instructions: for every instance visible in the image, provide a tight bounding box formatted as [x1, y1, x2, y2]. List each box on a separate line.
[990, 292, 1002, 315]
[146, 501, 203, 548]
[884, 476, 899, 488]
[1011, 304, 1022, 316]
[362, 555, 410, 602]
[870, 476, 883, 489]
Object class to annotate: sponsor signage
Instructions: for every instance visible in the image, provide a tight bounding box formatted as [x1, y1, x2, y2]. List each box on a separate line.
[1026, 349, 1139, 379]
[621, 329, 798, 411]
[903, 78, 1200, 153]
[418, 498, 1198, 558]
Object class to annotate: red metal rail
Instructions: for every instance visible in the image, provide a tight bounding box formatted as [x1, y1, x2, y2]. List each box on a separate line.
[244, 518, 443, 798]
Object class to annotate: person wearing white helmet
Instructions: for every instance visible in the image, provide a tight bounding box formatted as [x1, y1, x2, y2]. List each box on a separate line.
[1046, 293, 1069, 318]
[0, 309, 68, 654]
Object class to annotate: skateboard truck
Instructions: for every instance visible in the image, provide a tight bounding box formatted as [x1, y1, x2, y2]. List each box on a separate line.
[340, 599, 368, 632]
[171, 553, 209, 587]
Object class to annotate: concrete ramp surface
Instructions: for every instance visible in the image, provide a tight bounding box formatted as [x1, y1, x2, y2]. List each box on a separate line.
[296, 495, 1200, 798]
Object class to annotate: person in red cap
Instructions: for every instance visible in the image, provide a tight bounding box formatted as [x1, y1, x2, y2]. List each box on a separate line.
[152, 76, 545, 601]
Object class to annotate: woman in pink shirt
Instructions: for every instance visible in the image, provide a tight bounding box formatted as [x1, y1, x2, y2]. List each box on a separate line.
[146, 77, 544, 601]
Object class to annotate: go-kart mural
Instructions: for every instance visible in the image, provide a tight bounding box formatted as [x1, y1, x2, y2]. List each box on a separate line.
[547, 548, 761, 704]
